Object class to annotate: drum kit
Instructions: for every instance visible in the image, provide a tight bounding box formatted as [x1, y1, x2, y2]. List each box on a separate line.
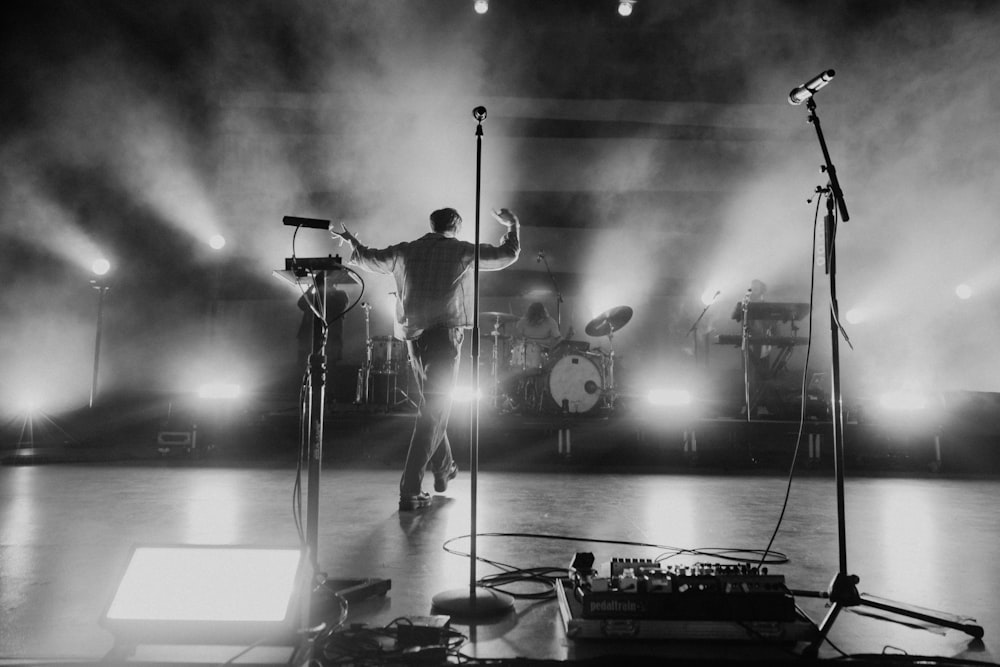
[353, 302, 634, 415]
[482, 305, 633, 416]
[355, 303, 412, 408]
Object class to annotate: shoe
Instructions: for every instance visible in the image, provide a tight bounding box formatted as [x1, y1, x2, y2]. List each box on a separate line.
[434, 463, 458, 493]
[399, 492, 432, 511]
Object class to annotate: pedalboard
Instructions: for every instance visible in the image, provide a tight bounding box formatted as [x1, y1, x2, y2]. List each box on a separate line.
[572, 556, 797, 622]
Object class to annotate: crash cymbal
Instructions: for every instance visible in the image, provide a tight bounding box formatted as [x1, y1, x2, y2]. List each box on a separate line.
[585, 305, 633, 337]
[480, 311, 518, 323]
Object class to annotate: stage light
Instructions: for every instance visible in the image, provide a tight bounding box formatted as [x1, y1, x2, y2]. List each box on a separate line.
[617, 0, 635, 17]
[101, 545, 304, 646]
[700, 289, 721, 306]
[845, 308, 864, 324]
[955, 283, 972, 300]
[473, 0, 488, 14]
[197, 383, 242, 400]
[647, 388, 692, 407]
[209, 234, 226, 250]
[92, 258, 111, 276]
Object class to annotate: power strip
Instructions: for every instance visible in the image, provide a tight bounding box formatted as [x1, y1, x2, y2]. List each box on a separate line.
[395, 615, 451, 649]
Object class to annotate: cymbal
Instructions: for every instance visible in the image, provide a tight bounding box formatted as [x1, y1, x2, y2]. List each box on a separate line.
[482, 332, 511, 339]
[585, 305, 633, 337]
[480, 311, 518, 323]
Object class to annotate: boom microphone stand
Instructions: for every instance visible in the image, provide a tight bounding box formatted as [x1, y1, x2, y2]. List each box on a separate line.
[792, 91, 983, 656]
[432, 106, 514, 618]
[686, 290, 719, 367]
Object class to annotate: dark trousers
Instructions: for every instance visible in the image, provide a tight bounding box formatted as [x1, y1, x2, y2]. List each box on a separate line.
[400, 327, 463, 495]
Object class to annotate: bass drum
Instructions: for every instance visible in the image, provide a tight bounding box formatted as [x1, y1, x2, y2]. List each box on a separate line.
[547, 353, 603, 414]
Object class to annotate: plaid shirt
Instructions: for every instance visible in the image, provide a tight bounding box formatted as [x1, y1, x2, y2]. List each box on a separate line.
[350, 227, 519, 339]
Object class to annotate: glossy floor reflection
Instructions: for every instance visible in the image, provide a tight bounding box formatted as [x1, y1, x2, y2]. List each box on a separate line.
[0, 462, 996, 664]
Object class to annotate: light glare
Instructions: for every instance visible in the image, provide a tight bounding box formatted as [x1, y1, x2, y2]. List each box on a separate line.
[451, 385, 482, 402]
[700, 289, 721, 306]
[197, 383, 242, 400]
[618, 1, 634, 17]
[474, 0, 488, 14]
[955, 283, 972, 300]
[92, 258, 111, 275]
[647, 388, 692, 407]
[878, 390, 929, 412]
[208, 234, 226, 250]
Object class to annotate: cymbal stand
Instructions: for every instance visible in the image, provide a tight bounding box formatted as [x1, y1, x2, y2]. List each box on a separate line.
[488, 320, 503, 409]
[602, 329, 618, 409]
[355, 302, 373, 405]
[538, 251, 564, 329]
[795, 95, 983, 656]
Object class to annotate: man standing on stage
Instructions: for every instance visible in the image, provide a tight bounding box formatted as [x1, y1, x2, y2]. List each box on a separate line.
[332, 207, 520, 510]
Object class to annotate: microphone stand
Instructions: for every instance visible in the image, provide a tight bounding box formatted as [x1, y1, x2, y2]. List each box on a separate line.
[685, 292, 718, 367]
[432, 107, 514, 618]
[538, 252, 564, 329]
[795, 95, 983, 656]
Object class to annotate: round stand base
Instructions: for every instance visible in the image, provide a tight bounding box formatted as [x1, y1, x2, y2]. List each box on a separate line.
[431, 586, 514, 619]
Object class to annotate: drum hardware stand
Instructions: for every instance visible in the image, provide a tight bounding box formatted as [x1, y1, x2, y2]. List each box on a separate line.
[537, 251, 564, 330]
[486, 317, 505, 409]
[354, 302, 374, 406]
[787, 93, 983, 656]
[602, 332, 618, 410]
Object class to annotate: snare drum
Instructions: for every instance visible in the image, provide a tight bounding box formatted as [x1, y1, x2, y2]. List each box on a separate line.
[547, 353, 603, 414]
[370, 336, 406, 374]
[510, 338, 548, 370]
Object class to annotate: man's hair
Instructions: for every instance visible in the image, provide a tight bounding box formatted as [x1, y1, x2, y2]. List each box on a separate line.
[526, 301, 549, 325]
[429, 208, 462, 233]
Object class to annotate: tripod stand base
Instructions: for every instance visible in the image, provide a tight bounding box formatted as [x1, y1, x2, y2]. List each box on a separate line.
[431, 586, 514, 619]
[796, 578, 985, 658]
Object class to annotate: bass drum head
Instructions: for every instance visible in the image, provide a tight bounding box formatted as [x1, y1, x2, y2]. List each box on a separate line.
[547, 354, 602, 413]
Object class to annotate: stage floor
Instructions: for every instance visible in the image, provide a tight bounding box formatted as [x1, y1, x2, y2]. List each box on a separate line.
[1, 443, 997, 664]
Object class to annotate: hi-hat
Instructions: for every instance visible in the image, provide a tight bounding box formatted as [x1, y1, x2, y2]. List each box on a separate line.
[481, 311, 517, 323]
[585, 306, 633, 337]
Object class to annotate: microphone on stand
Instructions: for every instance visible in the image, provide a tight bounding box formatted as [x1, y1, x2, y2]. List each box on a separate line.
[788, 69, 836, 105]
[473, 106, 487, 121]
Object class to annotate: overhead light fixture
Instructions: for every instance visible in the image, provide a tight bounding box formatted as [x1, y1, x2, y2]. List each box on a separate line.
[474, 0, 488, 14]
[617, 1, 635, 17]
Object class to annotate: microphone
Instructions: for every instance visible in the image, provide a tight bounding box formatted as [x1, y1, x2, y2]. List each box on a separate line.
[473, 106, 487, 121]
[536, 251, 544, 263]
[283, 216, 331, 229]
[788, 69, 835, 105]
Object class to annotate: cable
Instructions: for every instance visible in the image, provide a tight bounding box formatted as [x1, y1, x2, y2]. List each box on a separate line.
[439, 531, 789, 601]
[754, 191, 824, 571]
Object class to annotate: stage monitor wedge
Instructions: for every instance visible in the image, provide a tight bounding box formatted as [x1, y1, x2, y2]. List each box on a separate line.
[101, 544, 306, 647]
